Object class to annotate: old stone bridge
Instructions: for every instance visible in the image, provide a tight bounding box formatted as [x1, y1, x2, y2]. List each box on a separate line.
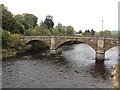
[21, 36, 119, 62]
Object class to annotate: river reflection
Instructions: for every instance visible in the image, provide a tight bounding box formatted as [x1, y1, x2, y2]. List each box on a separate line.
[87, 63, 110, 79]
[2, 44, 118, 88]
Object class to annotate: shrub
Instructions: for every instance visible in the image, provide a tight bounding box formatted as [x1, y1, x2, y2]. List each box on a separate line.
[7, 34, 25, 50]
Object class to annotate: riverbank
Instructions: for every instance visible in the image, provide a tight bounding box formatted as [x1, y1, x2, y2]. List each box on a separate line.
[2, 49, 25, 59]
[2, 49, 16, 58]
[111, 64, 120, 89]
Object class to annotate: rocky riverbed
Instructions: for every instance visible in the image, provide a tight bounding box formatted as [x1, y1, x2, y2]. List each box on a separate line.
[2, 44, 118, 88]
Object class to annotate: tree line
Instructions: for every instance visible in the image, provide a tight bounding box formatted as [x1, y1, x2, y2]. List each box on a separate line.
[0, 4, 118, 57]
[1, 4, 118, 37]
[0, 4, 76, 36]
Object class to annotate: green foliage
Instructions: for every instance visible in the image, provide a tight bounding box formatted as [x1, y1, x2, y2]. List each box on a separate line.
[90, 29, 95, 36]
[24, 29, 33, 36]
[1, 4, 16, 32]
[35, 26, 51, 36]
[0, 28, 2, 49]
[97, 30, 111, 38]
[7, 34, 25, 50]
[66, 26, 75, 36]
[1, 4, 38, 34]
[44, 15, 54, 29]
[2, 30, 11, 48]
[14, 13, 38, 31]
[78, 30, 82, 34]
[94, 32, 99, 37]
[98, 31, 104, 37]
[103, 30, 111, 38]
[84, 30, 90, 37]
[0, 27, 2, 39]
[55, 23, 66, 35]
[40, 23, 48, 29]
[51, 28, 60, 35]
[24, 26, 51, 36]
[22, 13, 38, 29]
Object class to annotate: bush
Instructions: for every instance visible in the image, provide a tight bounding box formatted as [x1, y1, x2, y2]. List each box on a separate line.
[7, 34, 25, 50]
[2, 30, 11, 48]
[24, 26, 51, 36]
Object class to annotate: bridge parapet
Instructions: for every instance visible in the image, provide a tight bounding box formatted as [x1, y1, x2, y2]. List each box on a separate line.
[104, 38, 119, 52]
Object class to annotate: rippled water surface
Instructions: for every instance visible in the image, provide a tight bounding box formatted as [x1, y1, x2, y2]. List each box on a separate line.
[2, 44, 118, 88]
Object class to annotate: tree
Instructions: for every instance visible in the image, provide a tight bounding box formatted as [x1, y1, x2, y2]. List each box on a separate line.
[14, 14, 25, 33]
[98, 31, 104, 37]
[84, 29, 90, 36]
[51, 28, 60, 35]
[40, 20, 48, 29]
[66, 26, 75, 36]
[24, 26, 51, 36]
[1, 4, 16, 32]
[2, 30, 11, 48]
[104, 30, 111, 38]
[15, 13, 38, 30]
[1, 4, 27, 34]
[90, 29, 95, 36]
[22, 13, 38, 29]
[95, 32, 99, 37]
[78, 30, 82, 34]
[7, 34, 25, 50]
[56, 23, 66, 35]
[34, 26, 51, 36]
[44, 15, 54, 30]
[12, 21, 25, 34]
[98, 30, 111, 37]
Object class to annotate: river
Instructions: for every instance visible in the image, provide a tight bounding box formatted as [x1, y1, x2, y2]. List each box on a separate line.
[2, 44, 118, 88]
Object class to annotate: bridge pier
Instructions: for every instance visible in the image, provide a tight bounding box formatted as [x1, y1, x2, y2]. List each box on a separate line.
[96, 37, 105, 63]
[50, 49, 57, 54]
[96, 51, 105, 63]
[50, 36, 57, 54]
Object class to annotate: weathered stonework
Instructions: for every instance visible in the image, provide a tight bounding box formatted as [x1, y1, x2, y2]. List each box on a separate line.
[21, 36, 118, 62]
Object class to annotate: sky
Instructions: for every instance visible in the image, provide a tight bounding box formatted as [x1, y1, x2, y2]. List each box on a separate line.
[0, 0, 119, 32]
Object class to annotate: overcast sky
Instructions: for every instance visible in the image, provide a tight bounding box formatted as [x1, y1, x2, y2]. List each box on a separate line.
[0, 0, 119, 31]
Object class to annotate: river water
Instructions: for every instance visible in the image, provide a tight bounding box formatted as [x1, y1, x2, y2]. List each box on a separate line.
[2, 44, 118, 88]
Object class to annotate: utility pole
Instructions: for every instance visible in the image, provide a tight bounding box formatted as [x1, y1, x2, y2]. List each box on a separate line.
[102, 20, 103, 37]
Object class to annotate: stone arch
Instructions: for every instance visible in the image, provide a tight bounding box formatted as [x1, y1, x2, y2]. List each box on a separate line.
[24, 39, 50, 51]
[25, 39, 50, 47]
[24, 39, 51, 53]
[56, 40, 84, 49]
[55, 40, 97, 51]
